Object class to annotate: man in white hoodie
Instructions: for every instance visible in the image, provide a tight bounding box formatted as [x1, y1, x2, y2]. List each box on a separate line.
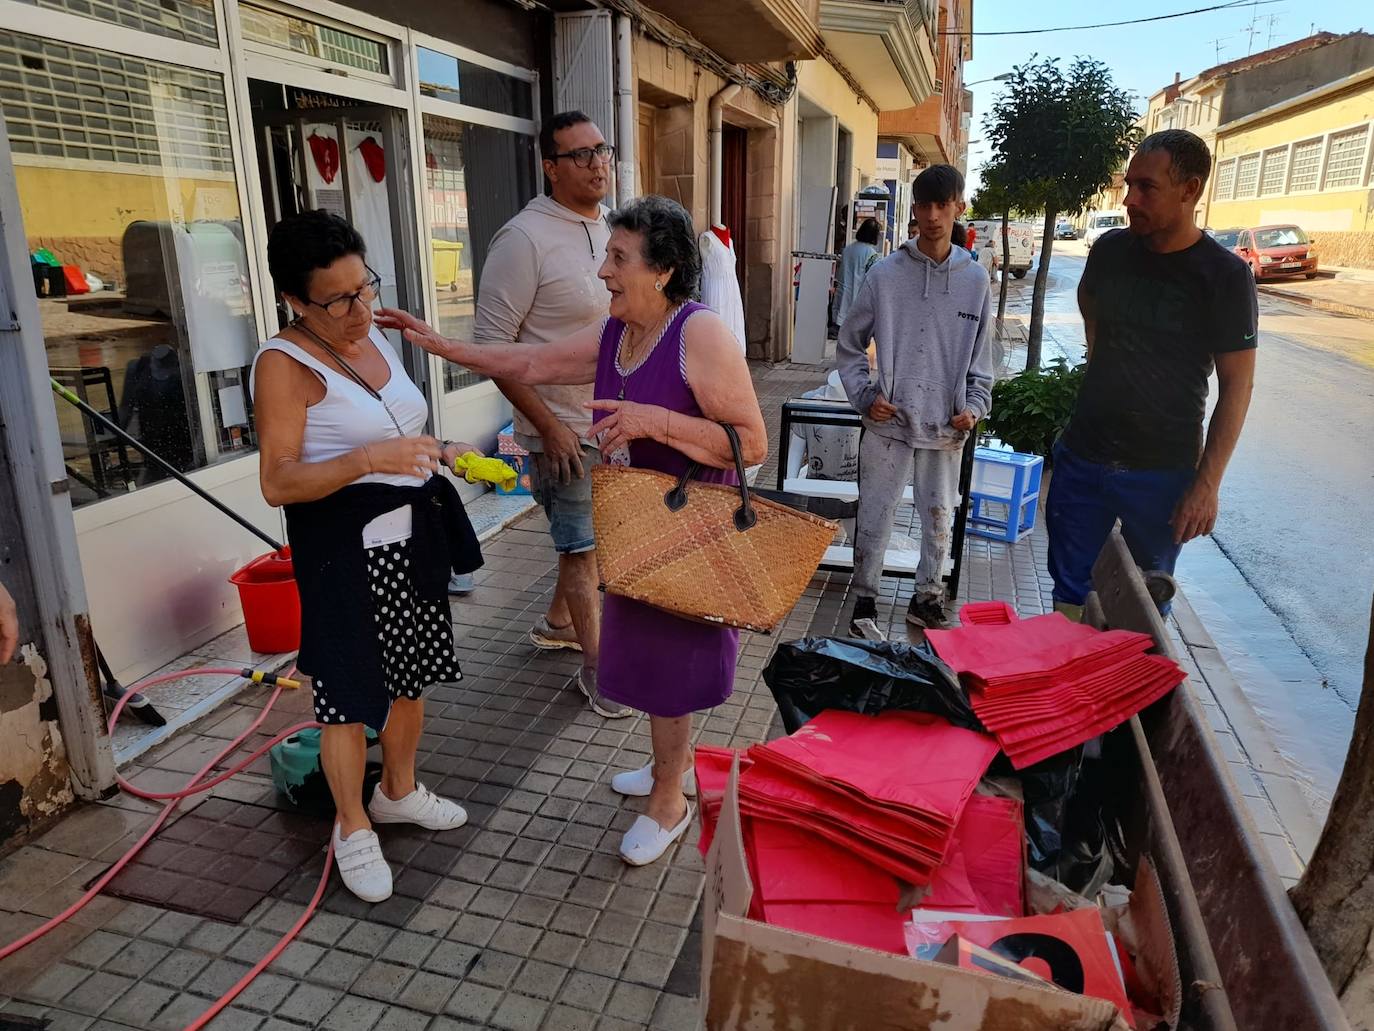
[474, 110, 629, 718]
[837, 164, 994, 632]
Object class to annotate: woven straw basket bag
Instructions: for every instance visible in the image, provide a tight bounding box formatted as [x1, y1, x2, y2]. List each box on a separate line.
[592, 423, 837, 634]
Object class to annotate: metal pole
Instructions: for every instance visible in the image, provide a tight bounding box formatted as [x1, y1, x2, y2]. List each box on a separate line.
[51, 379, 284, 553]
[946, 431, 978, 600]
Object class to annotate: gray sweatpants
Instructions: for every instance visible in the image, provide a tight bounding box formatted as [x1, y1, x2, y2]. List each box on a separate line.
[853, 432, 962, 602]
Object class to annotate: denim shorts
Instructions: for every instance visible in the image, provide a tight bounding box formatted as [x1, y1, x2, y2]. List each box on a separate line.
[529, 446, 600, 555]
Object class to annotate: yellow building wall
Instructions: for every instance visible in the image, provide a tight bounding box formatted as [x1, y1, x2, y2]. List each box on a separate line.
[796, 58, 879, 192]
[15, 162, 241, 280]
[1209, 82, 1374, 235]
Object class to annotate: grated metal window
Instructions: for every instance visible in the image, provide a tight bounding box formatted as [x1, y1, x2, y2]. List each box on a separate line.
[1288, 138, 1323, 191]
[1233, 152, 1260, 197]
[1213, 159, 1236, 201]
[239, 4, 388, 76]
[1322, 125, 1370, 190]
[16, 0, 217, 46]
[1258, 146, 1288, 196]
[0, 30, 233, 172]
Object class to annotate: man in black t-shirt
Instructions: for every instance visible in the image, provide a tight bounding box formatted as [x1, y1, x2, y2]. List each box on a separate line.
[1047, 130, 1257, 615]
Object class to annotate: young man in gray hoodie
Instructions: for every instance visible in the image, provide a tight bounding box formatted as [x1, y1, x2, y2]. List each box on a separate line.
[837, 164, 994, 631]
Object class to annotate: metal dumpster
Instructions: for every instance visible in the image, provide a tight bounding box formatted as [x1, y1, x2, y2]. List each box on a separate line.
[1090, 531, 1348, 1030]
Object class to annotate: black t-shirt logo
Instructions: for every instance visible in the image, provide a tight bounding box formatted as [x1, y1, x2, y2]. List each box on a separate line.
[958, 311, 980, 322]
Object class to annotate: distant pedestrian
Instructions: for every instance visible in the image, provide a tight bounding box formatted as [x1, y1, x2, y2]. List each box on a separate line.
[833, 217, 881, 329]
[907, 218, 919, 241]
[837, 164, 994, 631]
[1046, 129, 1257, 618]
[978, 236, 998, 280]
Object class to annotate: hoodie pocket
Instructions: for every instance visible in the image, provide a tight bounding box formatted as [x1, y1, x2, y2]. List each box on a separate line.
[889, 377, 960, 439]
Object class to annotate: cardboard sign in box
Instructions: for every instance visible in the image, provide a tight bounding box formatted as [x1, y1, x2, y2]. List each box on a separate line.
[701, 756, 1131, 1031]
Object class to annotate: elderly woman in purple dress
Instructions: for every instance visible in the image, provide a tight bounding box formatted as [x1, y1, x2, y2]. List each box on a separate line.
[376, 195, 766, 866]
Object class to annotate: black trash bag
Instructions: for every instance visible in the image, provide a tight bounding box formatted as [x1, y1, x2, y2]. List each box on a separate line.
[1012, 740, 1131, 896]
[762, 636, 983, 735]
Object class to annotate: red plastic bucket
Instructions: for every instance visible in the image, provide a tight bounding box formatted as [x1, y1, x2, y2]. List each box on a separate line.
[229, 548, 301, 654]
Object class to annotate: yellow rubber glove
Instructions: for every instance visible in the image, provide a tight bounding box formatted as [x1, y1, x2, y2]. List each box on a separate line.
[451, 452, 517, 491]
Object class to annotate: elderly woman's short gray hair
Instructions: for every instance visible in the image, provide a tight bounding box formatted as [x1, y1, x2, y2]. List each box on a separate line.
[606, 195, 701, 304]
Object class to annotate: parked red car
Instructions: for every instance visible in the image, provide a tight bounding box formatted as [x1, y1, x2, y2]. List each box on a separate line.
[1211, 225, 1319, 280]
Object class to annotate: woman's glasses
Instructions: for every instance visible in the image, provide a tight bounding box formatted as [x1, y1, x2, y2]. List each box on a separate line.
[310, 267, 382, 318]
[553, 144, 616, 169]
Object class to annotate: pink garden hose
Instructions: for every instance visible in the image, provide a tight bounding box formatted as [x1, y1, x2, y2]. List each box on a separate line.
[0, 666, 335, 1030]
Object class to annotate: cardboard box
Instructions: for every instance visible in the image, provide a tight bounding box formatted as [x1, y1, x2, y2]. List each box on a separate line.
[702, 756, 1131, 1031]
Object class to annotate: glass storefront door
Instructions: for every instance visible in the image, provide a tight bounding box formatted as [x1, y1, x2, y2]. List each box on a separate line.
[247, 80, 427, 390]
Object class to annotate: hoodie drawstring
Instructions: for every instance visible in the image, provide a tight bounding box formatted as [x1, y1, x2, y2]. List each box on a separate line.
[923, 260, 930, 300]
[581, 221, 594, 257]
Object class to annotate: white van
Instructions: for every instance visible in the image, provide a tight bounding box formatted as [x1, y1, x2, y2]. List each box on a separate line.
[967, 219, 1035, 279]
[1085, 210, 1128, 248]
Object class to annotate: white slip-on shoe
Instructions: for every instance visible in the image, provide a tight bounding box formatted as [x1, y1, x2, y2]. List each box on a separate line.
[620, 804, 695, 866]
[609, 762, 698, 799]
[333, 823, 393, 903]
[367, 782, 468, 831]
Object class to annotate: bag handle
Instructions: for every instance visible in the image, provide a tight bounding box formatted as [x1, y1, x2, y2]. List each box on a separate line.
[664, 422, 757, 532]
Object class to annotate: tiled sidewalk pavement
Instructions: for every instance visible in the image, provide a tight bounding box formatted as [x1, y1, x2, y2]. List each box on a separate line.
[0, 359, 1281, 1031]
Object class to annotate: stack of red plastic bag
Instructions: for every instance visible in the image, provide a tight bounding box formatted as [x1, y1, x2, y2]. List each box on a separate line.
[926, 607, 1186, 769]
[695, 712, 1025, 955]
[740, 710, 999, 885]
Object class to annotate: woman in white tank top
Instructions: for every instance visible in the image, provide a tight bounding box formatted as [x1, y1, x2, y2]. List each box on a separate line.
[251, 210, 476, 904]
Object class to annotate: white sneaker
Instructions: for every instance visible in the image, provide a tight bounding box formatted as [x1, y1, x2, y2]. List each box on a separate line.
[610, 762, 697, 799]
[620, 804, 695, 866]
[367, 782, 468, 831]
[333, 824, 392, 903]
[447, 572, 475, 595]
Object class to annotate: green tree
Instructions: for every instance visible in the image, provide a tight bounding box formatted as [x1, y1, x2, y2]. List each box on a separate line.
[984, 57, 1139, 370]
[970, 162, 1017, 340]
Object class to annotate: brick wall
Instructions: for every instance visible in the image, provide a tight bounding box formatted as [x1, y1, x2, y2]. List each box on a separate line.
[1312, 231, 1374, 270]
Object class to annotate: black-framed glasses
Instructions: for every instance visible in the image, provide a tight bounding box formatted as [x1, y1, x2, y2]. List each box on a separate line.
[552, 144, 616, 168]
[309, 267, 382, 318]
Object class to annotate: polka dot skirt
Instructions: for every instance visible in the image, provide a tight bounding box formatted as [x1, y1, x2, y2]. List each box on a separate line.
[312, 538, 461, 725]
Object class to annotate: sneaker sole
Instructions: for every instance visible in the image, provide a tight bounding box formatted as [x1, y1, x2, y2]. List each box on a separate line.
[530, 630, 583, 652]
[341, 880, 393, 903]
[368, 809, 469, 831]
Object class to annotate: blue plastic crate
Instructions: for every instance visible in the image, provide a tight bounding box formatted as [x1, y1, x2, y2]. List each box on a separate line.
[967, 446, 1043, 543]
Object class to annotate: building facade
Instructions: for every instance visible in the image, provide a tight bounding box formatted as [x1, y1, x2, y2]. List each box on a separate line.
[1209, 68, 1374, 268]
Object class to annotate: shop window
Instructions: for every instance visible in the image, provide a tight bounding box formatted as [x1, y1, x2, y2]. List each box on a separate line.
[417, 47, 533, 120]
[239, 4, 389, 77]
[1322, 126, 1370, 191]
[4, 30, 259, 508]
[16, 0, 218, 46]
[421, 112, 536, 393]
[1288, 137, 1323, 192]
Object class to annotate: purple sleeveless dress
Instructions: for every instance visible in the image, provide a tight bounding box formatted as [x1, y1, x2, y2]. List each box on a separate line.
[593, 301, 740, 718]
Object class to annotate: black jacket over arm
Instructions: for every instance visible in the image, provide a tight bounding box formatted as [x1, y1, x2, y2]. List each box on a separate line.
[284, 476, 482, 727]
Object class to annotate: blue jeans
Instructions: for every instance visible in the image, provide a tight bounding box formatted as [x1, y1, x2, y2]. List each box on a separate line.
[1045, 441, 1195, 608]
